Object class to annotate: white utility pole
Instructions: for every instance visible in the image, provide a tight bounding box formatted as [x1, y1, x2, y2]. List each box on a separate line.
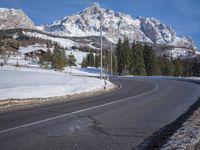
[100, 10, 103, 79]
[110, 43, 113, 76]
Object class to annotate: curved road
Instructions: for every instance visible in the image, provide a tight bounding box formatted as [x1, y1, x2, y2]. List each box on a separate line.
[0, 77, 200, 150]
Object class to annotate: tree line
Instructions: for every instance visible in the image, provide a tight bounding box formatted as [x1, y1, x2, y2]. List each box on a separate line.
[115, 38, 200, 76]
[81, 38, 200, 77]
[81, 49, 117, 73]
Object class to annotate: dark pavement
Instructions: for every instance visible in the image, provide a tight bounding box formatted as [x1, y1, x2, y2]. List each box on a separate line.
[0, 77, 200, 150]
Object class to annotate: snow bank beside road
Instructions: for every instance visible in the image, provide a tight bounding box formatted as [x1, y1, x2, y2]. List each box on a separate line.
[0, 66, 113, 100]
[161, 104, 200, 150]
[160, 77, 200, 150]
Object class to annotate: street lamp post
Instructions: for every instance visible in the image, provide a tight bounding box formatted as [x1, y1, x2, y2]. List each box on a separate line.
[100, 10, 103, 79]
[110, 43, 113, 76]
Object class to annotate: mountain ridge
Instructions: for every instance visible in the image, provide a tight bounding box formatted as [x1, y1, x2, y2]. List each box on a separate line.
[0, 3, 198, 53]
[41, 3, 196, 50]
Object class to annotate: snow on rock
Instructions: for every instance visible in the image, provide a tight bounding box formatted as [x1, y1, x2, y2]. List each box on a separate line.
[165, 48, 196, 58]
[42, 3, 151, 44]
[0, 8, 35, 29]
[41, 3, 196, 50]
[0, 66, 113, 100]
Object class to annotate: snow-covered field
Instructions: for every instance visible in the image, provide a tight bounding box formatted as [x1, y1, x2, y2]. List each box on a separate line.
[0, 66, 113, 100]
[7, 55, 33, 66]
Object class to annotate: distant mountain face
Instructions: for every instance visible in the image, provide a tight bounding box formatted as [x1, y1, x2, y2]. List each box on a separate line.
[0, 4, 198, 59]
[42, 3, 196, 50]
[0, 8, 35, 30]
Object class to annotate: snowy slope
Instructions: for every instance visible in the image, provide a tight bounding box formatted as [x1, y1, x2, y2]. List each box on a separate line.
[23, 31, 77, 48]
[22, 32, 94, 65]
[42, 3, 196, 50]
[0, 66, 113, 100]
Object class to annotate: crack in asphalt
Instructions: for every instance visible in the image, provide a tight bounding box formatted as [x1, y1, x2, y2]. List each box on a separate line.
[87, 115, 147, 138]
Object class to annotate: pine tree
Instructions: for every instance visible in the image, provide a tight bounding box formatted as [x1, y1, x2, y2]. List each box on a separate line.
[173, 58, 183, 76]
[67, 53, 76, 66]
[39, 48, 52, 67]
[143, 44, 157, 76]
[51, 46, 67, 70]
[131, 42, 146, 76]
[182, 58, 190, 76]
[128, 42, 136, 75]
[160, 56, 174, 76]
[81, 57, 87, 68]
[81, 52, 95, 67]
[116, 39, 123, 74]
[46, 49, 52, 61]
[94, 54, 100, 68]
[87, 52, 95, 67]
[122, 38, 131, 74]
[191, 57, 200, 76]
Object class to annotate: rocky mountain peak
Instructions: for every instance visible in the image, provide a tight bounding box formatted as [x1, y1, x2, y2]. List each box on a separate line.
[0, 8, 35, 30]
[40, 3, 197, 50]
[138, 16, 177, 44]
[84, 2, 101, 13]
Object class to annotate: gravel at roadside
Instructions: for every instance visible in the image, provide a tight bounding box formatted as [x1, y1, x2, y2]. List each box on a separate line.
[161, 105, 200, 150]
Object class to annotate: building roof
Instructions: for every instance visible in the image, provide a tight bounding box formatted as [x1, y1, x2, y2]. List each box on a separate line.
[19, 44, 49, 54]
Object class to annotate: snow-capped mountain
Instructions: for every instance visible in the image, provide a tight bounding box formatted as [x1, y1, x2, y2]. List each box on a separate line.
[0, 8, 35, 30]
[43, 3, 196, 50]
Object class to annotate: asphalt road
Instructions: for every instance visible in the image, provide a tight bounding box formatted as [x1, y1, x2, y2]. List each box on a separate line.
[0, 77, 200, 150]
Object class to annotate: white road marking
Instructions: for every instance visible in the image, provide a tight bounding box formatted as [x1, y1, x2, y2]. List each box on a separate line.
[0, 82, 159, 134]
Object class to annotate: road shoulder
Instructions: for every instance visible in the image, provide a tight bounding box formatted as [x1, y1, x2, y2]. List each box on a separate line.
[0, 80, 118, 113]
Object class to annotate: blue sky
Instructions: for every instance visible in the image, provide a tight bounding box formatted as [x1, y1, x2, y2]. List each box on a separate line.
[0, 0, 200, 49]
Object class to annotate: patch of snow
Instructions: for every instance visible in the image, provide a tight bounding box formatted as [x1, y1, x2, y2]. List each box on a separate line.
[195, 50, 200, 55]
[166, 48, 196, 58]
[161, 100, 200, 150]
[35, 26, 44, 31]
[64, 66, 107, 76]
[0, 66, 113, 100]
[6, 55, 34, 67]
